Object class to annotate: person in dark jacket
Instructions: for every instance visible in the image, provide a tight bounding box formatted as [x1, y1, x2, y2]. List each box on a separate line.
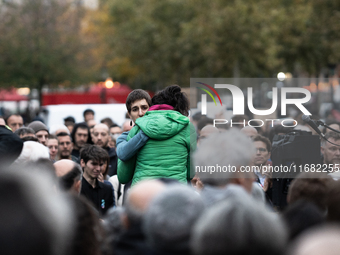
[0, 118, 23, 167]
[71, 122, 92, 159]
[80, 145, 114, 216]
[113, 180, 165, 255]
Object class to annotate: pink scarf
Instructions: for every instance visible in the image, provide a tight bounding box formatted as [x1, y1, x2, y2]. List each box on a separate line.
[148, 104, 174, 111]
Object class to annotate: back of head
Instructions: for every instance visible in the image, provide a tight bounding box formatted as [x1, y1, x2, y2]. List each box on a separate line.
[191, 196, 287, 255]
[240, 126, 258, 139]
[68, 195, 106, 255]
[327, 180, 340, 222]
[55, 160, 82, 192]
[12, 141, 50, 167]
[14, 127, 35, 137]
[282, 200, 325, 241]
[100, 117, 115, 127]
[289, 225, 340, 255]
[287, 172, 333, 212]
[194, 129, 255, 186]
[104, 207, 126, 243]
[125, 180, 166, 226]
[0, 169, 73, 255]
[49, 124, 70, 135]
[152, 85, 189, 116]
[144, 185, 204, 253]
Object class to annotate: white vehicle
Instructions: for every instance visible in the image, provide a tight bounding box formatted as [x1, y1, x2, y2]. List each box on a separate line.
[40, 104, 128, 129]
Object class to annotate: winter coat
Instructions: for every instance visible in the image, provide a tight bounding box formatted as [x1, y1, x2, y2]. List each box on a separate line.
[117, 110, 196, 186]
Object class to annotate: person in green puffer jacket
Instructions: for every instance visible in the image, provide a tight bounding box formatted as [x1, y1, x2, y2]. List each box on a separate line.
[118, 85, 197, 186]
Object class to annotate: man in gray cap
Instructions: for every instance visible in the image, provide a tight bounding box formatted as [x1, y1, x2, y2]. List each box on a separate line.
[28, 121, 49, 146]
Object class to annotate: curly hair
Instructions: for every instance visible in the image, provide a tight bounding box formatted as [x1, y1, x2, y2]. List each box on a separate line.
[152, 85, 189, 116]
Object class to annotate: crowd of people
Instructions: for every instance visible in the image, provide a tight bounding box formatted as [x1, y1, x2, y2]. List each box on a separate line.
[1, 84, 340, 255]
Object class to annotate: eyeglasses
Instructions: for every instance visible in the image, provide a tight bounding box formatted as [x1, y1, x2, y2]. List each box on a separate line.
[255, 148, 267, 153]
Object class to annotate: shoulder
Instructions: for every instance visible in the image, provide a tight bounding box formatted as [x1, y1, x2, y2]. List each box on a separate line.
[98, 181, 113, 191]
[106, 147, 117, 157]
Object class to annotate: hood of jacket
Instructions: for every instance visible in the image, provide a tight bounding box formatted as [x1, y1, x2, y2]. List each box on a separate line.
[135, 110, 189, 140]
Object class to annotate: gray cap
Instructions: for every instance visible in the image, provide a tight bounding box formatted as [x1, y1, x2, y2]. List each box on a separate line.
[28, 121, 49, 134]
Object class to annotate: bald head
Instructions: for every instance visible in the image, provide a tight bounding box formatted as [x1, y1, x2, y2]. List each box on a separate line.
[54, 159, 82, 194]
[54, 159, 75, 177]
[92, 123, 110, 148]
[241, 126, 258, 139]
[124, 180, 166, 226]
[128, 180, 166, 212]
[291, 226, 340, 255]
[199, 125, 219, 141]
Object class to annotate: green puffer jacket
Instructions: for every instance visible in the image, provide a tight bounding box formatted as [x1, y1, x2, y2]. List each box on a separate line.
[117, 110, 197, 186]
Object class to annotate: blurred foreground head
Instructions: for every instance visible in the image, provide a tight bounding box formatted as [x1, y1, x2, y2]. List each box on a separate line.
[144, 185, 204, 254]
[194, 129, 255, 192]
[125, 179, 166, 227]
[191, 195, 287, 255]
[54, 159, 82, 194]
[290, 225, 340, 255]
[0, 168, 73, 255]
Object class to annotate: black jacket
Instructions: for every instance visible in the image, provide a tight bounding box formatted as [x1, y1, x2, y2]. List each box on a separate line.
[80, 178, 114, 216]
[0, 126, 23, 167]
[106, 146, 118, 176]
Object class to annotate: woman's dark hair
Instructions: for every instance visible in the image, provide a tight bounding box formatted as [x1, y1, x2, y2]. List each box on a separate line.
[152, 85, 189, 116]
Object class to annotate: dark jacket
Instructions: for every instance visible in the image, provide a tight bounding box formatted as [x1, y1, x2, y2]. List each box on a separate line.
[106, 146, 118, 176]
[113, 222, 152, 255]
[80, 178, 114, 216]
[118, 110, 196, 186]
[0, 126, 23, 167]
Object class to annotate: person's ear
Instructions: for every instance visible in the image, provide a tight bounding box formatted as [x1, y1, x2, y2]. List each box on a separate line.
[121, 213, 130, 230]
[80, 159, 85, 168]
[73, 179, 82, 194]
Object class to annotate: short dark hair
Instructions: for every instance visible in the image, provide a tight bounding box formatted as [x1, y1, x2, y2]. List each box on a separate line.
[152, 85, 189, 116]
[100, 117, 115, 127]
[288, 172, 333, 211]
[110, 124, 120, 128]
[56, 132, 71, 139]
[126, 89, 152, 113]
[48, 134, 58, 140]
[64, 116, 75, 124]
[253, 135, 272, 152]
[14, 127, 35, 137]
[70, 123, 91, 144]
[80, 145, 109, 164]
[21, 136, 39, 142]
[59, 163, 82, 191]
[83, 109, 94, 118]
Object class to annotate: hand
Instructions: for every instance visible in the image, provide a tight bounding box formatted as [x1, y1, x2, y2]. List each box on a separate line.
[263, 178, 269, 192]
[191, 175, 204, 191]
[97, 173, 104, 183]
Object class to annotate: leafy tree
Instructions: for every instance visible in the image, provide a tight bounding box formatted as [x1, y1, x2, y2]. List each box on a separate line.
[0, 0, 95, 104]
